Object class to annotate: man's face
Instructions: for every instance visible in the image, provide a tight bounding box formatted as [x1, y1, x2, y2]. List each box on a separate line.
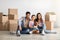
[26, 14, 30, 19]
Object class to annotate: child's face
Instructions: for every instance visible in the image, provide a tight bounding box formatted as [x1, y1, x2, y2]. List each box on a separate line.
[34, 21, 38, 26]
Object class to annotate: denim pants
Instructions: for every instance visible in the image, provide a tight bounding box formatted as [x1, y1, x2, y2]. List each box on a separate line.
[20, 27, 30, 34]
[38, 23, 46, 33]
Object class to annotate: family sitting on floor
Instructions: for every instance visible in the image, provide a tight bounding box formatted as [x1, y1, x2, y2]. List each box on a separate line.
[16, 12, 46, 36]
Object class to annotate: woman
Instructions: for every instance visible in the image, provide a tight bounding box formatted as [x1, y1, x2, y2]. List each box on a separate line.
[36, 13, 45, 35]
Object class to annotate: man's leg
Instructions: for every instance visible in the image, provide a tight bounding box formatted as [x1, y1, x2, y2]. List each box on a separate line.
[20, 28, 30, 34]
[16, 26, 20, 36]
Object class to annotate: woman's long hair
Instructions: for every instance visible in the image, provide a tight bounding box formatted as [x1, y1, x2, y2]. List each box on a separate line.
[36, 13, 43, 23]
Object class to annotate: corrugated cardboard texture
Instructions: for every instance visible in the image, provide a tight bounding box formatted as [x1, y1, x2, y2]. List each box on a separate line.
[8, 14, 18, 20]
[9, 20, 18, 32]
[8, 9, 18, 15]
[0, 23, 3, 31]
[45, 12, 56, 22]
[45, 21, 54, 30]
[0, 13, 3, 23]
[8, 14, 14, 20]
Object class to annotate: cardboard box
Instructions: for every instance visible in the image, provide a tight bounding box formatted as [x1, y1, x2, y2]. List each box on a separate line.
[2, 16, 8, 22]
[8, 14, 14, 20]
[9, 20, 18, 33]
[8, 14, 18, 20]
[14, 15, 18, 20]
[8, 9, 18, 15]
[0, 15, 9, 31]
[0, 22, 9, 31]
[0, 23, 3, 31]
[45, 21, 54, 30]
[2, 16, 9, 31]
[0, 13, 3, 23]
[3, 22, 9, 31]
[45, 12, 56, 22]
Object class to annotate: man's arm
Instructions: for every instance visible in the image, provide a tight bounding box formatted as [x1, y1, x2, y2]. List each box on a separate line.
[19, 18, 23, 31]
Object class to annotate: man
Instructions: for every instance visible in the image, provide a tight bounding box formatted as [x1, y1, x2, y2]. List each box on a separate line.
[16, 12, 31, 36]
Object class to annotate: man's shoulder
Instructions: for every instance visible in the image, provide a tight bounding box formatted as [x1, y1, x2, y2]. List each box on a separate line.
[19, 17, 25, 21]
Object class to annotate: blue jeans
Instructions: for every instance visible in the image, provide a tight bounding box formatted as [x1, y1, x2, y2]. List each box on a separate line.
[38, 24, 44, 33]
[20, 28, 30, 34]
[19, 21, 30, 34]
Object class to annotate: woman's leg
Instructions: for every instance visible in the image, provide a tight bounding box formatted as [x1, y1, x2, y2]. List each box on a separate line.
[38, 27, 43, 33]
[38, 24, 46, 35]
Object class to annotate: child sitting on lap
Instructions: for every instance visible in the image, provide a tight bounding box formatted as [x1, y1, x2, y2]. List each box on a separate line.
[32, 19, 39, 34]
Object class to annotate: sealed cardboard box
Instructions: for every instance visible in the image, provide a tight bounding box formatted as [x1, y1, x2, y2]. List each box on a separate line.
[14, 15, 18, 20]
[2, 15, 8, 22]
[45, 12, 56, 22]
[2, 15, 9, 31]
[8, 14, 18, 20]
[0, 23, 3, 31]
[8, 14, 14, 20]
[0, 22, 9, 31]
[3, 22, 9, 31]
[45, 21, 54, 30]
[0, 13, 3, 23]
[0, 15, 9, 31]
[9, 20, 18, 33]
[8, 9, 18, 15]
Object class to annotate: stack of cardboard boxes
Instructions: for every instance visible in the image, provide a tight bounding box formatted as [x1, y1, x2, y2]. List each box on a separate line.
[45, 12, 56, 31]
[8, 9, 18, 20]
[0, 12, 8, 31]
[9, 20, 18, 33]
[8, 9, 18, 33]
[0, 9, 18, 31]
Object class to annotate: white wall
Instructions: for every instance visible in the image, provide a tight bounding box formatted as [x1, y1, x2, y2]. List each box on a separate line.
[0, 0, 60, 27]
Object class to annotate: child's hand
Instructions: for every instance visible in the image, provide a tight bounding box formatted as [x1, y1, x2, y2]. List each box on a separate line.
[34, 26, 37, 28]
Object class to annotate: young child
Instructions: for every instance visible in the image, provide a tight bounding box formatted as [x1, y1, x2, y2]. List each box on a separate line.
[32, 19, 39, 34]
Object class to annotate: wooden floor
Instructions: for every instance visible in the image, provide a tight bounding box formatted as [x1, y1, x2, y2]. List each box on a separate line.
[0, 27, 60, 40]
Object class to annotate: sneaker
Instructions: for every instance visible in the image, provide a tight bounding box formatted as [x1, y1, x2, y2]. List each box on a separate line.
[41, 29, 45, 36]
[29, 31, 33, 34]
[16, 30, 20, 36]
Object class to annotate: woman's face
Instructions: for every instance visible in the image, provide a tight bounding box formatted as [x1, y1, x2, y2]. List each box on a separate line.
[38, 14, 42, 19]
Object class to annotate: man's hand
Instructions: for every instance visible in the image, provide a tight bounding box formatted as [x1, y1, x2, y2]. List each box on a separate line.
[19, 26, 22, 31]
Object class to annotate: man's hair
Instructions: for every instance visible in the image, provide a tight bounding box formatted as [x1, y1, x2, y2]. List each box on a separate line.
[31, 15, 35, 18]
[26, 11, 31, 15]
